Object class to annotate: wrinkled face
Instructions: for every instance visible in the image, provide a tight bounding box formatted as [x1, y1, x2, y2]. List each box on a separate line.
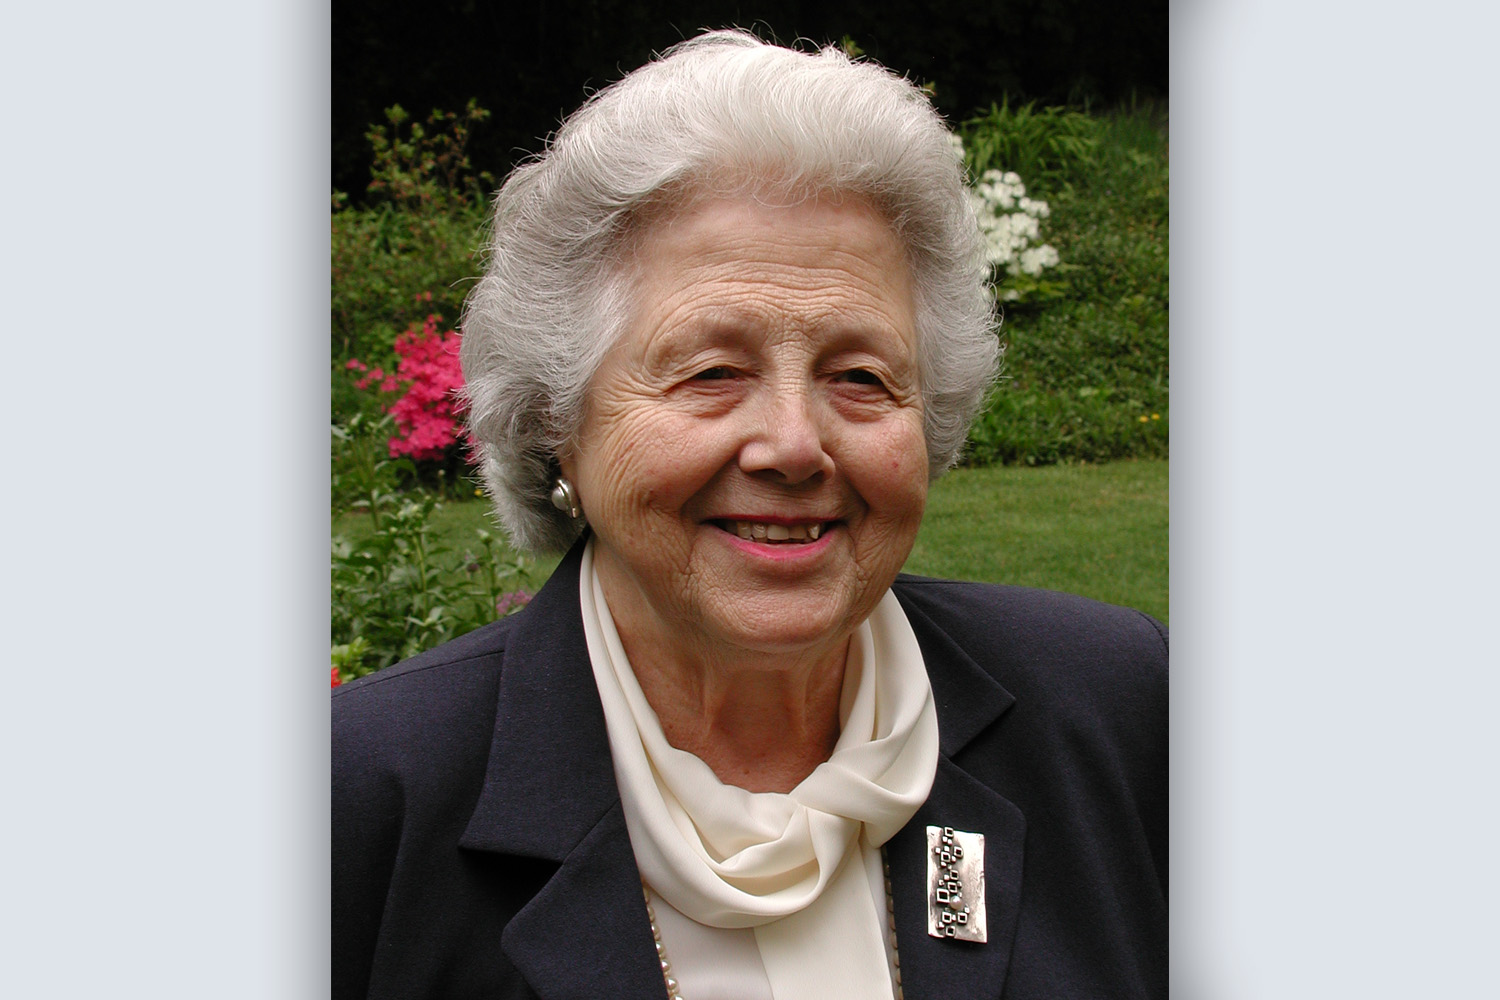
[563, 196, 928, 663]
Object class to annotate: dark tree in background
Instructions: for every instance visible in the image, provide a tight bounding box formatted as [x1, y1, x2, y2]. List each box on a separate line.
[333, 0, 1166, 201]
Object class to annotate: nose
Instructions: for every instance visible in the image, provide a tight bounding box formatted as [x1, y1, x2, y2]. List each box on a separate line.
[738, 384, 834, 484]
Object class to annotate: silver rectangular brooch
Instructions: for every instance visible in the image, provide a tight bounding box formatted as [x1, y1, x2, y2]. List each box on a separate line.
[926, 825, 987, 942]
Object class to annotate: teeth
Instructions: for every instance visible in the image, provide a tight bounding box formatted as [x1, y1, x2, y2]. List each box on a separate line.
[726, 520, 826, 543]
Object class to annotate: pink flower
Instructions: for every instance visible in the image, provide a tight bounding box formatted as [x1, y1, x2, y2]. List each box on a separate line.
[345, 305, 479, 464]
[384, 314, 471, 461]
[495, 590, 534, 616]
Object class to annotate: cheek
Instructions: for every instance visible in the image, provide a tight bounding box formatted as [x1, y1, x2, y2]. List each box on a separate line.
[581, 413, 725, 518]
[893, 475, 928, 531]
[882, 426, 930, 509]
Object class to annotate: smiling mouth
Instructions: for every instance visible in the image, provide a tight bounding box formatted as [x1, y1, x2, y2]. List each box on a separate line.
[712, 519, 829, 543]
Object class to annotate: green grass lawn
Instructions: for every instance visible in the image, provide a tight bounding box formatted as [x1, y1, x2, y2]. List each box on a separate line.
[333, 457, 1166, 625]
[907, 458, 1166, 623]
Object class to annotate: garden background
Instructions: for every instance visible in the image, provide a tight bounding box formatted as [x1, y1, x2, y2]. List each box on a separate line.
[331, 0, 1169, 682]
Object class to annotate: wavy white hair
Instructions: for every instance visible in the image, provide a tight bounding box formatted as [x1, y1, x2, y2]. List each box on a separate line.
[461, 29, 1000, 553]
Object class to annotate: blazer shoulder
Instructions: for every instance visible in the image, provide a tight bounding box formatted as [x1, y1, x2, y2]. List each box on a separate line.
[892, 574, 1167, 709]
[894, 573, 1166, 655]
[331, 614, 523, 818]
[333, 613, 518, 728]
[330, 614, 525, 998]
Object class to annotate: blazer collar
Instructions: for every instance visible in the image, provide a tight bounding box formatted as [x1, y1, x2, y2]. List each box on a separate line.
[460, 546, 1024, 998]
[894, 581, 1017, 757]
[885, 758, 1028, 998]
[890, 582, 1027, 997]
[458, 540, 666, 998]
[459, 540, 617, 860]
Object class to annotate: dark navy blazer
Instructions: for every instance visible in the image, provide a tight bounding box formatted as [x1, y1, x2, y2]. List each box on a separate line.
[333, 541, 1167, 999]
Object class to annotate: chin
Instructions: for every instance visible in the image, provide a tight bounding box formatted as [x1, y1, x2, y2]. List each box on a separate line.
[705, 591, 865, 659]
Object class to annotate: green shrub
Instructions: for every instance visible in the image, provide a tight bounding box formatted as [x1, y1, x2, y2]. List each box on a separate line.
[967, 379, 1167, 467]
[359, 102, 495, 211]
[332, 396, 542, 678]
[331, 407, 411, 517]
[331, 102, 493, 384]
[960, 99, 1103, 198]
[331, 490, 538, 680]
[961, 101, 1168, 467]
[331, 207, 485, 365]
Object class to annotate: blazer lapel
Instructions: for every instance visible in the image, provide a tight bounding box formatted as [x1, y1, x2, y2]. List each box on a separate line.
[889, 585, 1028, 999]
[498, 801, 666, 999]
[886, 759, 1026, 1000]
[457, 541, 665, 999]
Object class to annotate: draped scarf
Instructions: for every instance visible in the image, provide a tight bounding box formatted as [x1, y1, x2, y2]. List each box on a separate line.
[580, 539, 939, 999]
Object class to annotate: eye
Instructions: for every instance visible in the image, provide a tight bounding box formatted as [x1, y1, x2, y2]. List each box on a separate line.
[836, 368, 887, 388]
[691, 365, 737, 381]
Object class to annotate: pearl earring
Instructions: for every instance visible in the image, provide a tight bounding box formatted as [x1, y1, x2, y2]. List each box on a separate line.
[549, 477, 582, 519]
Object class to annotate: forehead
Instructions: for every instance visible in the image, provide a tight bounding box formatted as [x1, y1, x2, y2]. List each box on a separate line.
[619, 196, 918, 356]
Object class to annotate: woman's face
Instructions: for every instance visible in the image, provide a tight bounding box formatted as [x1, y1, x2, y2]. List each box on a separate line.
[564, 196, 928, 663]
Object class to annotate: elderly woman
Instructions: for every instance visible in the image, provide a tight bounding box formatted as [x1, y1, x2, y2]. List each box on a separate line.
[333, 30, 1165, 1000]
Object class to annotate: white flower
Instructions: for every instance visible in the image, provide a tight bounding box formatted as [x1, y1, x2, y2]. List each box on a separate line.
[1017, 244, 1060, 275]
[1019, 196, 1049, 219]
[965, 166, 1061, 290]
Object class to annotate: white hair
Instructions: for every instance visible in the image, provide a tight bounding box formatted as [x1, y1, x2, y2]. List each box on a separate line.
[461, 29, 1000, 553]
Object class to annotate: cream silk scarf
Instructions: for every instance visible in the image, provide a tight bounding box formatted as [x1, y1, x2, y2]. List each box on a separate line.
[579, 539, 940, 999]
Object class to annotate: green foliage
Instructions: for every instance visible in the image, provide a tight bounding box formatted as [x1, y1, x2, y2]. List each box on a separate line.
[362, 100, 495, 211]
[962, 102, 1168, 468]
[331, 409, 414, 517]
[960, 99, 1103, 197]
[333, 499, 566, 586]
[966, 376, 1167, 466]
[331, 102, 493, 378]
[331, 207, 485, 365]
[332, 398, 546, 679]
[331, 495, 539, 680]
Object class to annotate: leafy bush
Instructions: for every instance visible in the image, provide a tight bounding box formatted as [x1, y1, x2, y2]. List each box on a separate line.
[966, 302, 1168, 466]
[331, 102, 492, 385]
[331, 206, 485, 366]
[331, 409, 412, 516]
[960, 99, 1103, 198]
[360, 101, 495, 211]
[331, 352, 537, 679]
[331, 491, 536, 680]
[960, 102, 1168, 467]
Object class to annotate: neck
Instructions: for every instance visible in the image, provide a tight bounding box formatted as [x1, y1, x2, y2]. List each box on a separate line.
[627, 638, 849, 793]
